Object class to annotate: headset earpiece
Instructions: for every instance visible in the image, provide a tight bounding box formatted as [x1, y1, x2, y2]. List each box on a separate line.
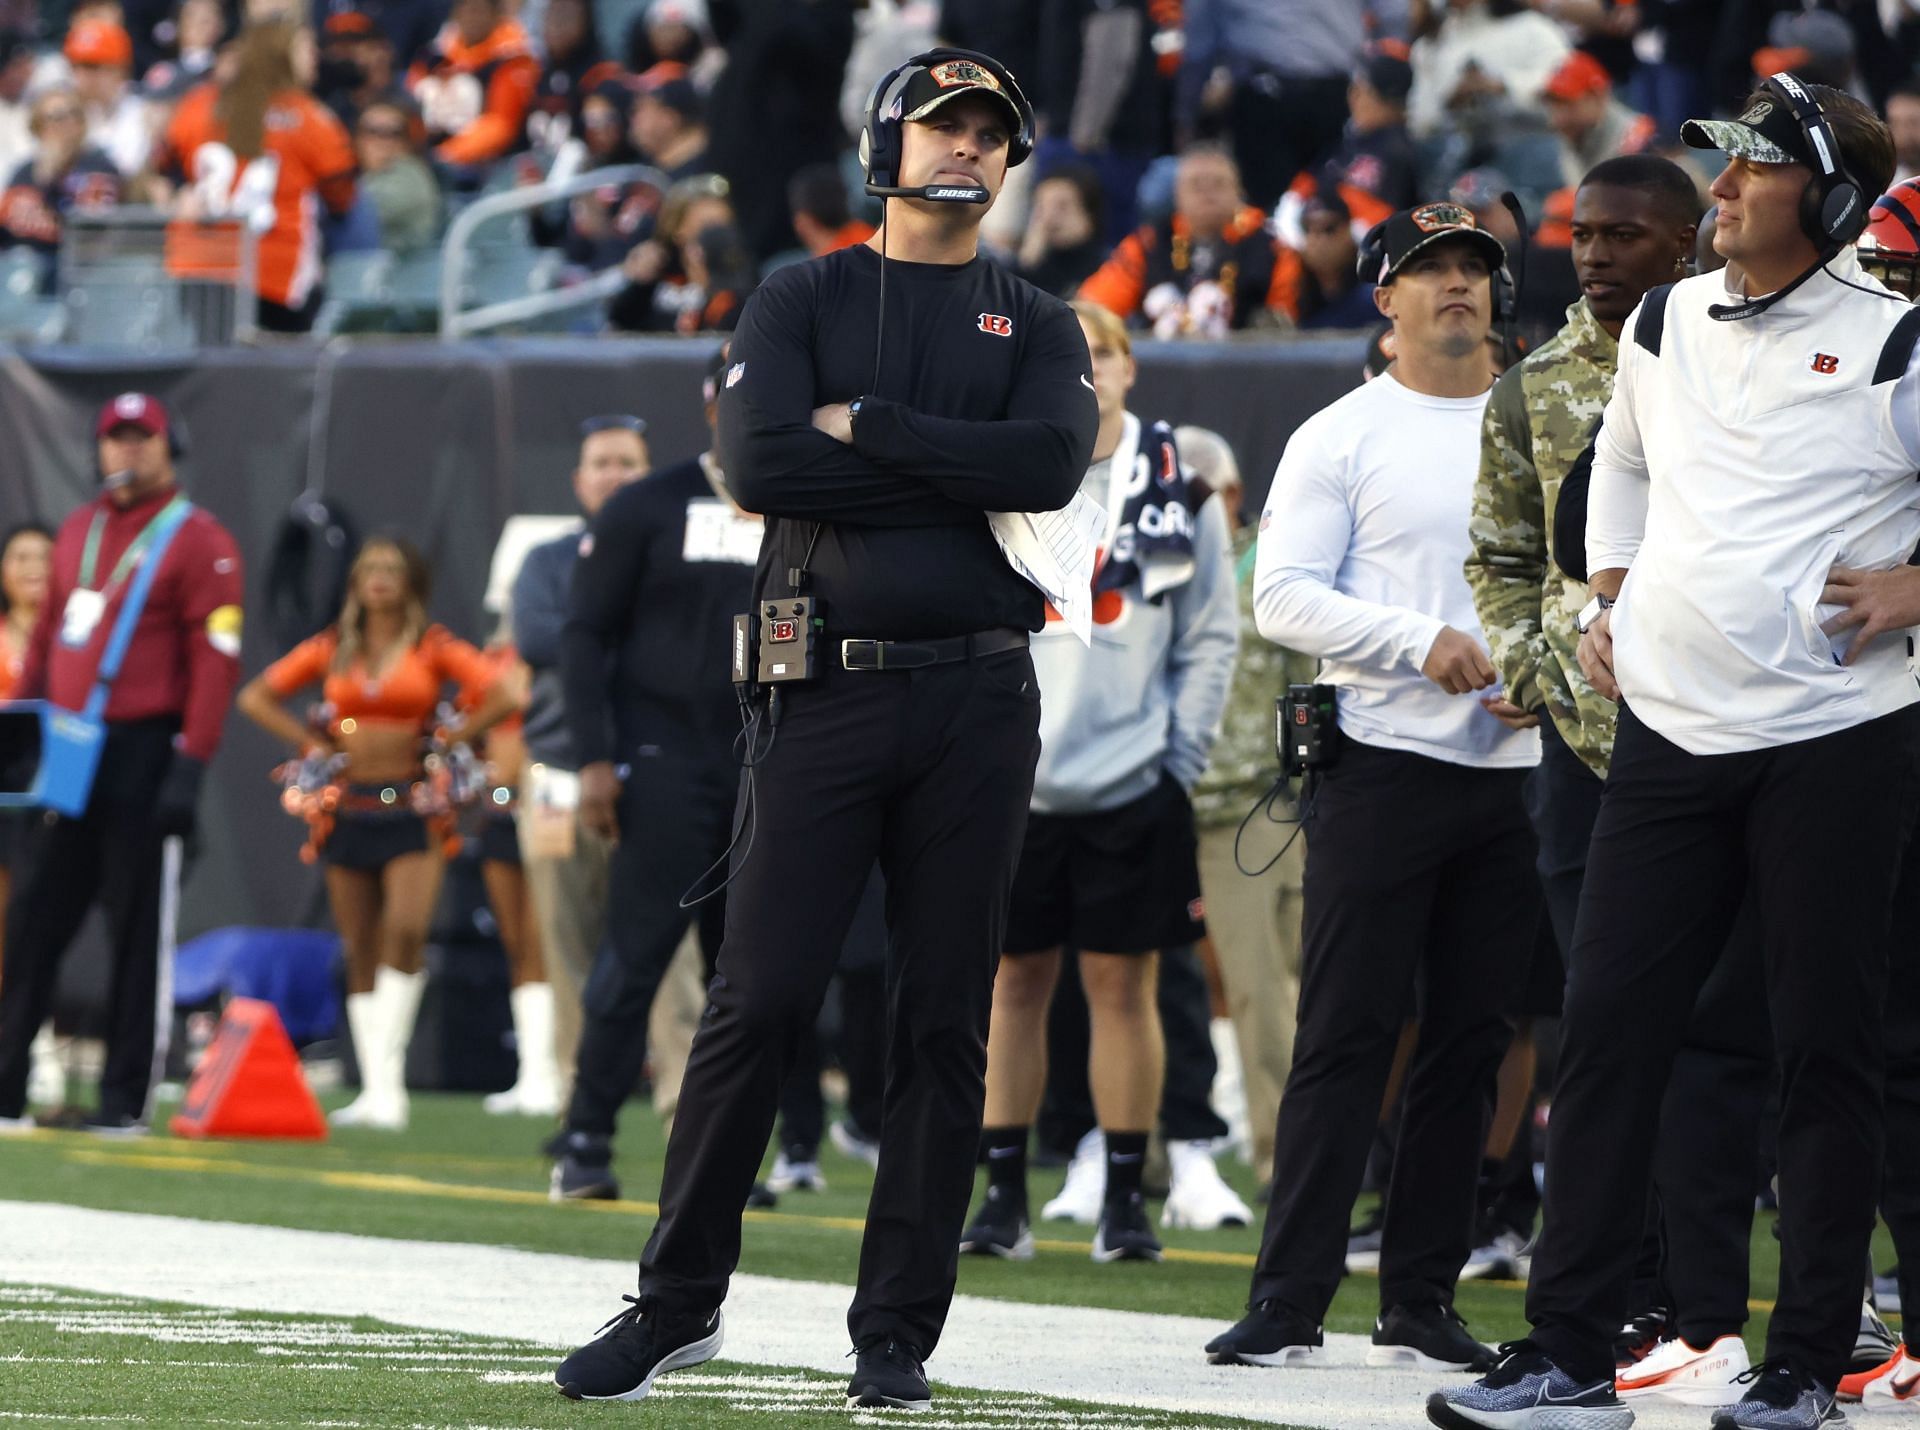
[1766, 73, 1867, 250]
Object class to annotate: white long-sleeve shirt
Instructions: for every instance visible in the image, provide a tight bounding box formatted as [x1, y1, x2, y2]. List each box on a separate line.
[1254, 370, 1539, 769]
[1589, 251, 1920, 753]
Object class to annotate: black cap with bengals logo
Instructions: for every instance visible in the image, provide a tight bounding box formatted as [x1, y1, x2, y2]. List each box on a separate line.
[1358, 201, 1509, 285]
[897, 55, 1025, 144]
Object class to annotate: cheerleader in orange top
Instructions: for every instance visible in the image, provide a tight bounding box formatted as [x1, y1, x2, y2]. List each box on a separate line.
[461, 637, 559, 1118]
[236, 537, 518, 1130]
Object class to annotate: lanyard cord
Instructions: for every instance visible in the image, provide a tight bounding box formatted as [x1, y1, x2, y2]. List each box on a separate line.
[80, 493, 190, 594]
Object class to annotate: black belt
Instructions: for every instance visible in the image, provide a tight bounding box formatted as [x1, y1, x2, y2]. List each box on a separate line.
[840, 627, 1028, 672]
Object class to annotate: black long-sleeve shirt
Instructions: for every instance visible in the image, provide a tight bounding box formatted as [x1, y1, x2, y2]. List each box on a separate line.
[559, 455, 761, 765]
[717, 243, 1098, 639]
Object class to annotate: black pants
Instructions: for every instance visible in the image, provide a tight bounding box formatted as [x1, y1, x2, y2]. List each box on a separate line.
[1885, 828, 1920, 1341]
[0, 719, 179, 1122]
[566, 738, 734, 1137]
[778, 872, 889, 1158]
[637, 652, 1042, 1357]
[1530, 716, 1770, 1345]
[1529, 703, 1920, 1387]
[1252, 736, 1536, 1319]
[1038, 943, 1228, 1151]
[1229, 72, 1350, 211]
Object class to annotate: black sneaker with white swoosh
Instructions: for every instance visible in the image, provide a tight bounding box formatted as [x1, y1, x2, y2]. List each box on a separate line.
[1427, 1340, 1636, 1430]
[553, 1295, 722, 1401]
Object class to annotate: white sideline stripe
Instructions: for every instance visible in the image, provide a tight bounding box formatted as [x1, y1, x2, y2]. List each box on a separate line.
[3, 1202, 1712, 1430]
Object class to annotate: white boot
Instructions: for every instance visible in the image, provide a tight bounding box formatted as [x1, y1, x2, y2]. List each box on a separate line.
[332, 968, 421, 1130]
[1162, 1138, 1254, 1230]
[330, 989, 389, 1128]
[485, 983, 560, 1117]
[1208, 1016, 1251, 1162]
[27, 1026, 65, 1107]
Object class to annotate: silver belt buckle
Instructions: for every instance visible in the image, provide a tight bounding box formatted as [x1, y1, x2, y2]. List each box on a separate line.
[842, 639, 880, 671]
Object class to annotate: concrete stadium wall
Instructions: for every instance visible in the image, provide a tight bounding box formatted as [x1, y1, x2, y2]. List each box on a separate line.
[0, 333, 1367, 937]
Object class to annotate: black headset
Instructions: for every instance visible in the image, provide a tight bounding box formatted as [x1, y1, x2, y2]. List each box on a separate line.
[1764, 71, 1867, 250]
[858, 47, 1034, 196]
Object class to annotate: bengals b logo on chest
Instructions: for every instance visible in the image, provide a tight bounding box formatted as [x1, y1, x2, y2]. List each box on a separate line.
[978, 313, 1013, 336]
[1811, 352, 1839, 374]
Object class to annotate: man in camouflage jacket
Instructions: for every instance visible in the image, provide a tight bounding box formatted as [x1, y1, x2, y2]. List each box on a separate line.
[1464, 157, 1781, 1381]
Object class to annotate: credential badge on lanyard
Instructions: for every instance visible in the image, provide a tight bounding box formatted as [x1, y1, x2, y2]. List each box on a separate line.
[60, 494, 190, 649]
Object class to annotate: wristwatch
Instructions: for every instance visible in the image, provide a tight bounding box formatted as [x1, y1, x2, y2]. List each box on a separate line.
[848, 396, 866, 433]
[1576, 593, 1614, 635]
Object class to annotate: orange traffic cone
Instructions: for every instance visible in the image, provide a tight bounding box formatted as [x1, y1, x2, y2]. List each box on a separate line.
[169, 997, 327, 1141]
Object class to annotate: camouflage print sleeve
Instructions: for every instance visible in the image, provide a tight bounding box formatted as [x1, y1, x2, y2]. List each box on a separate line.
[1465, 366, 1552, 714]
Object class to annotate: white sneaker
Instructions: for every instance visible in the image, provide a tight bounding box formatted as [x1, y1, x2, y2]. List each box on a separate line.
[1040, 1129, 1105, 1225]
[27, 1028, 64, 1107]
[1842, 1345, 1920, 1408]
[1616, 1333, 1752, 1405]
[1162, 1140, 1253, 1229]
[1460, 1227, 1533, 1282]
[766, 1153, 826, 1193]
[0, 1113, 36, 1135]
[829, 1119, 881, 1169]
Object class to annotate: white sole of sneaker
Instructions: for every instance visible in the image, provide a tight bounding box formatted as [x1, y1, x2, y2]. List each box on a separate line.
[1617, 1374, 1754, 1407]
[560, 1314, 723, 1401]
[846, 1393, 932, 1412]
[1347, 1250, 1383, 1273]
[1091, 1238, 1164, 1264]
[1427, 1392, 1637, 1430]
[1215, 1343, 1327, 1369]
[1368, 1344, 1486, 1372]
[959, 1227, 1035, 1261]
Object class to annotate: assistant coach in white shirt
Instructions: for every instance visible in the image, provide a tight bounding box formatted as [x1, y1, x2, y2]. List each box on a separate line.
[1204, 203, 1540, 1375]
[1434, 75, 1920, 1430]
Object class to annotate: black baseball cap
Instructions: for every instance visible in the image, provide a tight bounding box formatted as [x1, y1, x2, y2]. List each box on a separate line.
[1356, 52, 1413, 104]
[1359, 202, 1508, 284]
[1680, 80, 1818, 169]
[898, 54, 1024, 141]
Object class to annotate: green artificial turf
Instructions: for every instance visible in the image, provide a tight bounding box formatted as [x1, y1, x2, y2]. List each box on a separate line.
[0, 1282, 1284, 1428]
[0, 1088, 1895, 1366]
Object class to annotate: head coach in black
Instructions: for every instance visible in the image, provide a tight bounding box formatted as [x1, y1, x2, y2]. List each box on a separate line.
[552, 48, 1097, 1412]
[0, 393, 243, 1135]
[1434, 76, 1920, 1430]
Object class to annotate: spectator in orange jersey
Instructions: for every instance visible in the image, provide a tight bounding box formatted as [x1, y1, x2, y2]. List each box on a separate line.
[785, 160, 871, 257]
[1540, 49, 1656, 191]
[160, 17, 357, 332]
[1079, 142, 1302, 337]
[408, 0, 538, 171]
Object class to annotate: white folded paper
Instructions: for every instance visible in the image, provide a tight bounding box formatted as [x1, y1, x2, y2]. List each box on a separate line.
[987, 492, 1109, 647]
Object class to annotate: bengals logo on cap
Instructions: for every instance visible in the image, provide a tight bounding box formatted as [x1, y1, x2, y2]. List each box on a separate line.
[1409, 202, 1477, 233]
[929, 58, 1002, 92]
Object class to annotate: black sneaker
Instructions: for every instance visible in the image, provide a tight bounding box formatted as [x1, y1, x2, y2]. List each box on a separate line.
[549, 1132, 619, 1202]
[745, 1181, 779, 1209]
[1346, 1204, 1385, 1273]
[1205, 1299, 1326, 1367]
[554, 1296, 722, 1401]
[1428, 1340, 1634, 1430]
[1614, 1306, 1672, 1368]
[847, 1337, 931, 1411]
[1091, 1191, 1163, 1263]
[1711, 1364, 1841, 1430]
[959, 1183, 1033, 1260]
[1368, 1302, 1497, 1372]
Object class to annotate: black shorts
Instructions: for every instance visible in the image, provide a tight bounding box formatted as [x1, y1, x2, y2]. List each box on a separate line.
[1005, 772, 1205, 956]
[325, 793, 430, 872]
[477, 804, 520, 865]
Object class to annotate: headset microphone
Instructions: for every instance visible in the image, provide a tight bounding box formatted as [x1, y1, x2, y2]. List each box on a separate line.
[101, 468, 135, 490]
[863, 182, 988, 204]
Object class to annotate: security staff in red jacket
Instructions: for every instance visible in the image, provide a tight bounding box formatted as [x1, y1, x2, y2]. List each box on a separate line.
[0, 392, 243, 1134]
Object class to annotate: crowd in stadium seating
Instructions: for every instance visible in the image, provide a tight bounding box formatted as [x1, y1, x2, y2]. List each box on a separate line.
[2, 0, 1920, 338]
